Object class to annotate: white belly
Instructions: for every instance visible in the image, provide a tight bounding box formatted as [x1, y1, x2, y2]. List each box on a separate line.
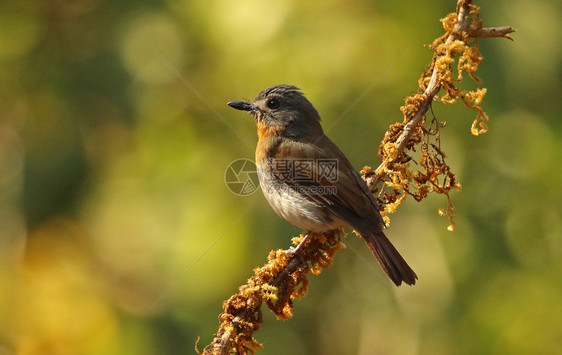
[257, 166, 342, 232]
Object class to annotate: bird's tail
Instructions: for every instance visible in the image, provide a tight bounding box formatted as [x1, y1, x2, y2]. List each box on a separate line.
[362, 230, 417, 286]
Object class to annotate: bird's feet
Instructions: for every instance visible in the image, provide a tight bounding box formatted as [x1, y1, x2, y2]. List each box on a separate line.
[283, 233, 311, 257]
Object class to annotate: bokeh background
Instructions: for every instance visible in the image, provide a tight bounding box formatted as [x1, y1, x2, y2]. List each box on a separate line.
[1, 0, 561, 354]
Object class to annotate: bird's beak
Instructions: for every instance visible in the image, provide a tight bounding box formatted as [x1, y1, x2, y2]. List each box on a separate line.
[227, 101, 256, 112]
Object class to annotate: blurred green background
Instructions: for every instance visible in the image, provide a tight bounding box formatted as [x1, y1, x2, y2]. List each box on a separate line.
[1, 0, 561, 354]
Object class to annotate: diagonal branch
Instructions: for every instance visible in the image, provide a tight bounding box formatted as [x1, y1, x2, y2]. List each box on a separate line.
[201, 1, 515, 354]
[366, 0, 514, 190]
[202, 232, 343, 355]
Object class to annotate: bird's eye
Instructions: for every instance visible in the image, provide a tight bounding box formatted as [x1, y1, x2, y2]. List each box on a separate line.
[266, 99, 280, 109]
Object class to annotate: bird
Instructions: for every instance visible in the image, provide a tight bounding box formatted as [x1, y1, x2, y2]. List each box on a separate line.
[227, 85, 417, 286]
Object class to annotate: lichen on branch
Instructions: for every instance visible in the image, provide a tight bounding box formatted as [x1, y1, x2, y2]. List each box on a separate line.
[201, 231, 344, 355]
[366, 1, 515, 232]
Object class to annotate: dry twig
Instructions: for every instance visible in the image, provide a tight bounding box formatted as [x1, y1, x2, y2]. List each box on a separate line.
[201, 232, 344, 355]
[363, 0, 515, 230]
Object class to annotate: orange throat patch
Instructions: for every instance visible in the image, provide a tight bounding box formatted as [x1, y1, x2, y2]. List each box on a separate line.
[256, 121, 283, 140]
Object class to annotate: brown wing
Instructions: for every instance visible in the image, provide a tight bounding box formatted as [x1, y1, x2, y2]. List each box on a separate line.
[267, 134, 385, 235]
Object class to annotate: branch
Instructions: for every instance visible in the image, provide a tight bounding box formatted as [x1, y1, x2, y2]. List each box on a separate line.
[201, 1, 514, 353]
[469, 26, 515, 40]
[201, 232, 344, 355]
[368, 0, 515, 189]
[361, 0, 515, 232]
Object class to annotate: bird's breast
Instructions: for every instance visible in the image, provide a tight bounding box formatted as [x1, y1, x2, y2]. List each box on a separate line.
[256, 157, 342, 232]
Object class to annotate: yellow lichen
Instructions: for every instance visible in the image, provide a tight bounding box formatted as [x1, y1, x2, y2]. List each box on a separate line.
[202, 232, 344, 354]
[370, 4, 488, 230]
